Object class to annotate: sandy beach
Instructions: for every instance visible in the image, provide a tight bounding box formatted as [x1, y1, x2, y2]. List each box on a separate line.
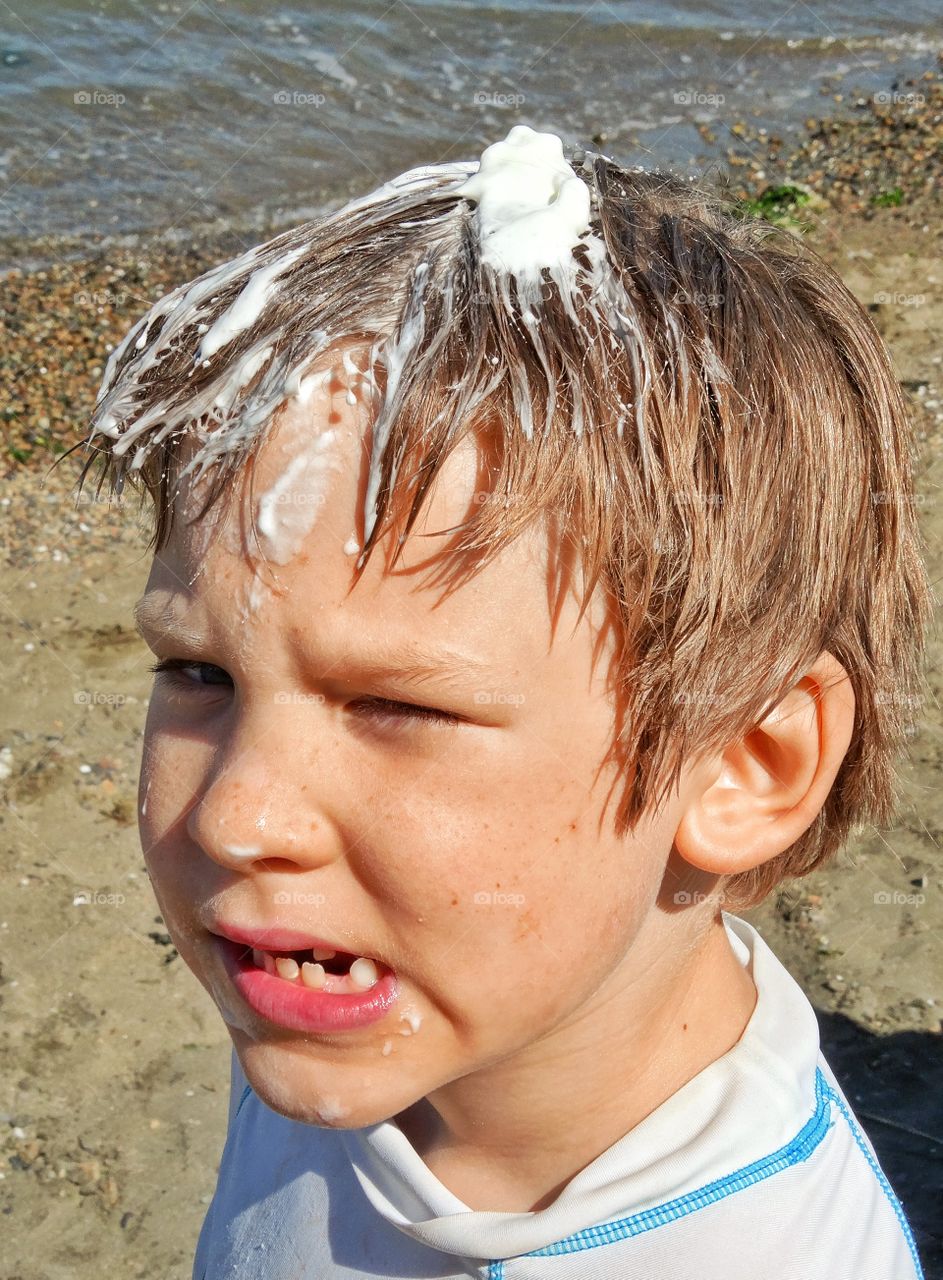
[1, 63, 941, 1279]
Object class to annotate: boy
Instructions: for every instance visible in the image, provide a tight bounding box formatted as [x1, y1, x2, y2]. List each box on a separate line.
[78, 125, 929, 1278]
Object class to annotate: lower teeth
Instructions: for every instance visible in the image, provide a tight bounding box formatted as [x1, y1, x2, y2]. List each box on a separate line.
[253, 949, 379, 991]
[349, 957, 380, 989]
[301, 960, 326, 989]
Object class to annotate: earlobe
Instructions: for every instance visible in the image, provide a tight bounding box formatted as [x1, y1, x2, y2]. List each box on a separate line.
[674, 652, 856, 876]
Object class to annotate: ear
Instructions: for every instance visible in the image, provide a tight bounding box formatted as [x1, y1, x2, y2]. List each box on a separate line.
[674, 651, 855, 875]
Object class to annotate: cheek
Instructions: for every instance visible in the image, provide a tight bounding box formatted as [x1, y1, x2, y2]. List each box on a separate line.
[345, 744, 569, 907]
[139, 726, 184, 838]
[137, 718, 209, 908]
[352, 748, 653, 1021]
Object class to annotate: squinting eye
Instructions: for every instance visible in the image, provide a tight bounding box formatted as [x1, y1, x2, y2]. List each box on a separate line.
[149, 657, 232, 689]
[147, 663, 459, 728]
[351, 697, 462, 729]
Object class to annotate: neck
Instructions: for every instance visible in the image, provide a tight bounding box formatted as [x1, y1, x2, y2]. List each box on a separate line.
[394, 915, 758, 1213]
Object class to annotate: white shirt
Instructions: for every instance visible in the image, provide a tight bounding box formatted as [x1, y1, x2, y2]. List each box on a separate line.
[192, 913, 925, 1279]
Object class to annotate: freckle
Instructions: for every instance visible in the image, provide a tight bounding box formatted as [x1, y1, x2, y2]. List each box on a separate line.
[310, 821, 318, 831]
[515, 908, 538, 942]
[450, 897, 458, 907]
[682, 1023, 688, 1031]
[569, 821, 577, 831]
[300, 785, 308, 793]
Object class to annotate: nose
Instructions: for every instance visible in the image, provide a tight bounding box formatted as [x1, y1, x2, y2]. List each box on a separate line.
[185, 724, 336, 874]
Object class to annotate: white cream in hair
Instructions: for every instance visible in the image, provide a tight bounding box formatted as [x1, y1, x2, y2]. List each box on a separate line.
[86, 124, 653, 565]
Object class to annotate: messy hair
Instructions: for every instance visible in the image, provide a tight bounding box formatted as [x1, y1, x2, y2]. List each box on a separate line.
[73, 149, 932, 911]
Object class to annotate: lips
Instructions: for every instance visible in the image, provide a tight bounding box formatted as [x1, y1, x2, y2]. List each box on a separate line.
[203, 916, 404, 1032]
[213, 934, 400, 1033]
[211, 920, 378, 961]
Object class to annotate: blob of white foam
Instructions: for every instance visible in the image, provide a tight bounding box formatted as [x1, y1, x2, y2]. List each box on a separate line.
[317, 1096, 351, 1122]
[221, 843, 263, 860]
[456, 124, 591, 280]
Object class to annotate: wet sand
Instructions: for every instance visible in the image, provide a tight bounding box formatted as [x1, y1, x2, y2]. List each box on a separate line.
[1, 63, 941, 1279]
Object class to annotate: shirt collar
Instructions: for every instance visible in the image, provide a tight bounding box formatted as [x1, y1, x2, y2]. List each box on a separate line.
[340, 913, 821, 1260]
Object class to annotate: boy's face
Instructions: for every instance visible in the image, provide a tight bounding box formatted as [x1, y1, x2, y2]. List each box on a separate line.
[136, 346, 695, 1128]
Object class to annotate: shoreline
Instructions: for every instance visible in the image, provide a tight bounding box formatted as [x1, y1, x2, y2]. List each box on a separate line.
[1, 61, 939, 475]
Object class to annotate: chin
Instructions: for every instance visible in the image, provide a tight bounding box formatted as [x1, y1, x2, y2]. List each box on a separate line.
[231, 1032, 426, 1130]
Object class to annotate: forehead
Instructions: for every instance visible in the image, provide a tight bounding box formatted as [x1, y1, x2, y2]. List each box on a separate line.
[140, 346, 603, 671]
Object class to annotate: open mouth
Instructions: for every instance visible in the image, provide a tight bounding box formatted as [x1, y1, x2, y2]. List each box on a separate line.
[237, 941, 388, 995]
[216, 934, 399, 1032]
[209, 921, 401, 1029]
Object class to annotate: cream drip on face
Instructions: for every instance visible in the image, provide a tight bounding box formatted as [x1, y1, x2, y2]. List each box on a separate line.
[255, 427, 340, 566]
[221, 843, 264, 861]
[398, 1005, 422, 1035]
[315, 1097, 351, 1122]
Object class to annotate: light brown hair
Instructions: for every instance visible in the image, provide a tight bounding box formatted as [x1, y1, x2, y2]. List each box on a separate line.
[72, 150, 933, 910]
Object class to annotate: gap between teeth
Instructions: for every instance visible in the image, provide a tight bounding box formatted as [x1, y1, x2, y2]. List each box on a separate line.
[252, 948, 380, 991]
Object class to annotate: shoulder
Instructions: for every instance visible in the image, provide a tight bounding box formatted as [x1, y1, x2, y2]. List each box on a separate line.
[511, 918, 926, 1280]
[502, 1062, 923, 1280]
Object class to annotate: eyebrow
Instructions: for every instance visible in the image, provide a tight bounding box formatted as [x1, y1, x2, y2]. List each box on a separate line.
[132, 595, 494, 689]
[349, 641, 493, 690]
